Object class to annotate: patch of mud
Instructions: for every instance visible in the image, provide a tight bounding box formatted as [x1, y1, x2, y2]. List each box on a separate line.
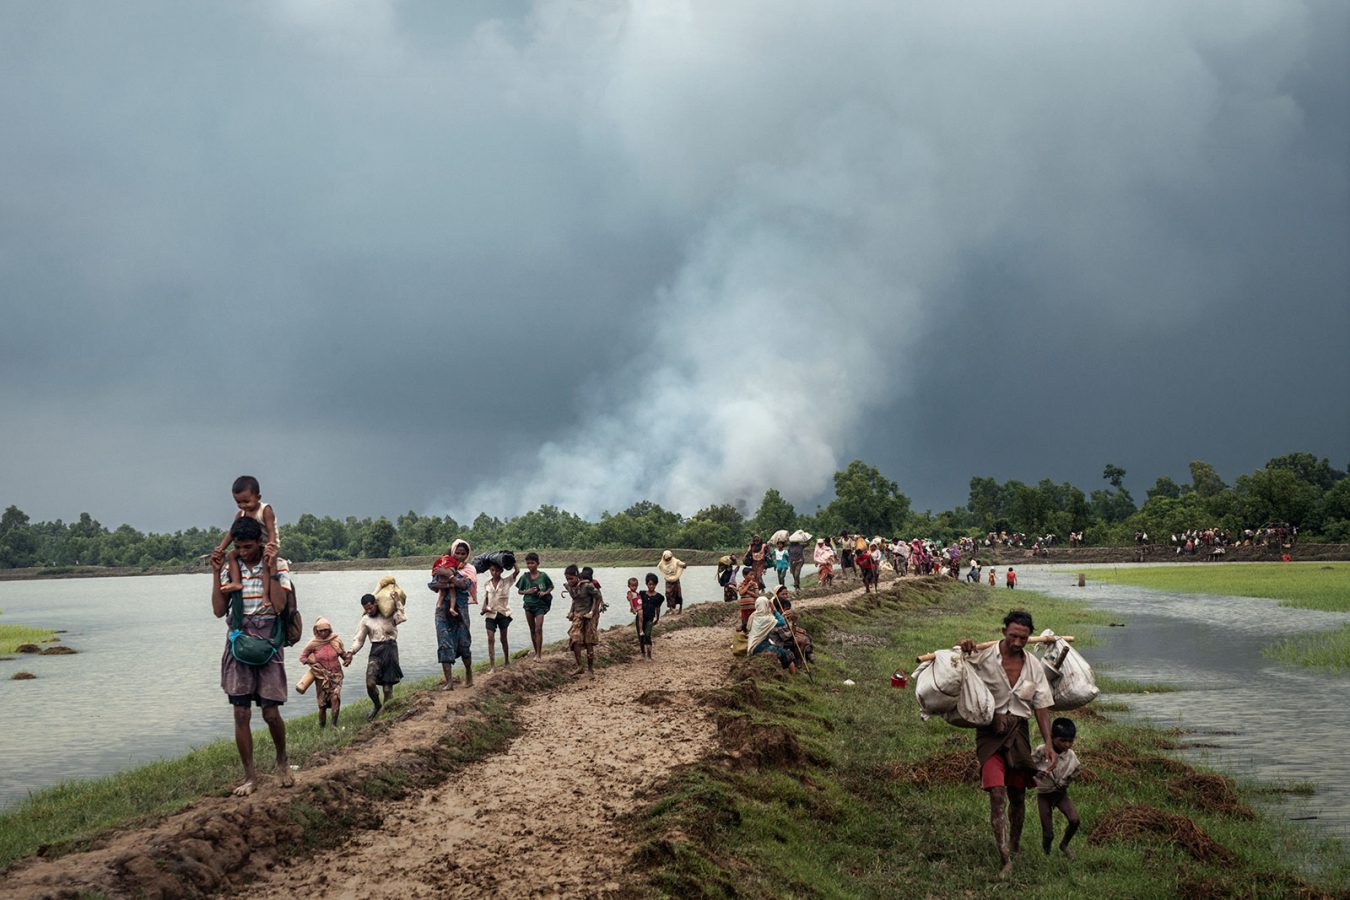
[717, 715, 806, 771]
[1168, 774, 1255, 819]
[14, 644, 40, 654]
[1088, 803, 1233, 863]
[39, 645, 76, 655]
[10, 671, 36, 680]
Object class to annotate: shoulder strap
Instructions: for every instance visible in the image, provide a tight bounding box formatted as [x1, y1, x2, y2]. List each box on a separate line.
[229, 589, 244, 630]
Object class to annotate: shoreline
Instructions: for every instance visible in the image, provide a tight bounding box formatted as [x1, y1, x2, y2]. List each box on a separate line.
[0, 547, 729, 581]
[1, 577, 1344, 896]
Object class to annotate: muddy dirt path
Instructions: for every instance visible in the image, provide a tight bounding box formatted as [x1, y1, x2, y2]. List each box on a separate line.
[2, 582, 870, 899]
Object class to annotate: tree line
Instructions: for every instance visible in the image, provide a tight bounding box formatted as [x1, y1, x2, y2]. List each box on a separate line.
[1, 453, 1346, 570]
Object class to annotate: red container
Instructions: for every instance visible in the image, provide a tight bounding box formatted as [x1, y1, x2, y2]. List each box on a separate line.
[890, 670, 908, 688]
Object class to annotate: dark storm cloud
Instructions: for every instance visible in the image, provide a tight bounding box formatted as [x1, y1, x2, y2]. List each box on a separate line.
[0, 1, 1345, 530]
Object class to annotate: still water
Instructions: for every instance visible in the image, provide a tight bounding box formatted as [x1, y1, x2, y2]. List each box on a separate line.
[0, 564, 757, 809]
[1015, 563, 1350, 840]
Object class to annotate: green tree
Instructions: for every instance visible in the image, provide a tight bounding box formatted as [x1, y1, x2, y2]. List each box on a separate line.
[1266, 452, 1343, 492]
[825, 460, 911, 537]
[1102, 464, 1127, 490]
[750, 489, 797, 537]
[1147, 476, 1183, 501]
[363, 517, 397, 558]
[1188, 461, 1227, 498]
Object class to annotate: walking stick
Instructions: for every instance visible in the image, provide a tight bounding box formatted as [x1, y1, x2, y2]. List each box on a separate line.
[772, 594, 814, 682]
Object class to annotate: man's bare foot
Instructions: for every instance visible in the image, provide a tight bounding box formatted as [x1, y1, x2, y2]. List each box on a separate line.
[277, 764, 295, 788]
[441, 681, 454, 691]
[232, 780, 255, 797]
[998, 859, 1013, 880]
[588, 670, 596, 679]
[1060, 846, 1076, 860]
[570, 668, 585, 676]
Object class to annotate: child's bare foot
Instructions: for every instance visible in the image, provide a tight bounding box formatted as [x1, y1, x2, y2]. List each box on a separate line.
[232, 780, 255, 797]
[276, 764, 295, 788]
[1060, 846, 1076, 860]
[570, 668, 585, 677]
[998, 859, 1013, 879]
[221, 582, 244, 594]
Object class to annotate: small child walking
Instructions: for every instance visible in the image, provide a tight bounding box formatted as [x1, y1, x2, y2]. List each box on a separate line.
[1006, 567, 1017, 589]
[1033, 717, 1082, 858]
[637, 573, 664, 660]
[988, 568, 996, 587]
[212, 475, 280, 593]
[626, 577, 643, 645]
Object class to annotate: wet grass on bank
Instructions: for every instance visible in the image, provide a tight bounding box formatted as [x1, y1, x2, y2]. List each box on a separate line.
[631, 580, 1350, 898]
[1085, 563, 1350, 675]
[0, 622, 57, 655]
[1087, 562, 1350, 612]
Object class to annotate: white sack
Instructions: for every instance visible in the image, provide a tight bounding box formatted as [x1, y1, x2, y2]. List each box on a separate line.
[1035, 629, 1099, 710]
[789, 529, 812, 544]
[913, 650, 963, 718]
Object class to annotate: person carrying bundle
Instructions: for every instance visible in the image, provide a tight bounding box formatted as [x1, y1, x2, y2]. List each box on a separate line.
[956, 609, 1057, 880]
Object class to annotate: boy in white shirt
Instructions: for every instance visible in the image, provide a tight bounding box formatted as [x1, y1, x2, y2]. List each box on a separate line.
[1033, 717, 1082, 858]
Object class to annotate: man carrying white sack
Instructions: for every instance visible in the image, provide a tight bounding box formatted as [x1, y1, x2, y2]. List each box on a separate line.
[957, 609, 1058, 880]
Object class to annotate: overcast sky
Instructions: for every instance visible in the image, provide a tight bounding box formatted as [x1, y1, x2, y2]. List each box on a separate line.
[1, 0, 1346, 532]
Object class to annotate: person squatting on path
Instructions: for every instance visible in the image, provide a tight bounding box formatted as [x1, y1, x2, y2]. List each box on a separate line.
[347, 592, 405, 719]
[296, 617, 347, 728]
[636, 572, 664, 660]
[564, 563, 603, 676]
[432, 538, 476, 688]
[658, 550, 687, 612]
[516, 552, 554, 661]
[1033, 717, 1082, 858]
[211, 516, 293, 797]
[482, 559, 518, 670]
[745, 594, 798, 674]
[957, 610, 1057, 878]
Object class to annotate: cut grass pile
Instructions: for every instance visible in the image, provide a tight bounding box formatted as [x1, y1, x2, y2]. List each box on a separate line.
[1088, 562, 1350, 612]
[632, 580, 1350, 898]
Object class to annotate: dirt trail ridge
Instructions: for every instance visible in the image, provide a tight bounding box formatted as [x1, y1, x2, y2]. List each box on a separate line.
[2, 583, 869, 899]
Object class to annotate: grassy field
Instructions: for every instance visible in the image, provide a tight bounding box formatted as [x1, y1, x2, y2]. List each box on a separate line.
[633, 581, 1349, 898]
[1087, 562, 1350, 611]
[1264, 625, 1350, 673]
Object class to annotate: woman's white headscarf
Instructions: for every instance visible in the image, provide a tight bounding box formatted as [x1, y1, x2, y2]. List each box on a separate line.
[745, 595, 778, 651]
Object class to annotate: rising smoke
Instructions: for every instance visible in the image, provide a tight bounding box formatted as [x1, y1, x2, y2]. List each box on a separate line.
[460, 0, 1329, 519]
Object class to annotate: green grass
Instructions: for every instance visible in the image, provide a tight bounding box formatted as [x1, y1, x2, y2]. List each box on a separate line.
[632, 580, 1350, 898]
[1264, 624, 1350, 673]
[1087, 562, 1350, 611]
[0, 623, 57, 654]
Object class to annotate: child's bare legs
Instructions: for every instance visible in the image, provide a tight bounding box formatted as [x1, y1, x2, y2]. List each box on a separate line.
[366, 675, 382, 719]
[571, 646, 585, 675]
[499, 626, 510, 666]
[525, 611, 544, 659]
[1038, 793, 1056, 854]
[1057, 793, 1080, 857]
[486, 629, 497, 669]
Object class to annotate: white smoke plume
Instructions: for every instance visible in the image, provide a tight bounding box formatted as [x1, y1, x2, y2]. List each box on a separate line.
[460, 0, 1322, 519]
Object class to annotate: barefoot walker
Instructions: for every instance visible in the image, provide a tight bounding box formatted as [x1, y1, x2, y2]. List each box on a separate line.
[211, 517, 295, 797]
[957, 610, 1057, 878]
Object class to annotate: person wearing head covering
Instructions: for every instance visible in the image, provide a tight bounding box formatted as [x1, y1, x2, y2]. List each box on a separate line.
[813, 538, 836, 587]
[658, 550, 687, 612]
[297, 616, 347, 728]
[746, 595, 796, 673]
[432, 538, 477, 689]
